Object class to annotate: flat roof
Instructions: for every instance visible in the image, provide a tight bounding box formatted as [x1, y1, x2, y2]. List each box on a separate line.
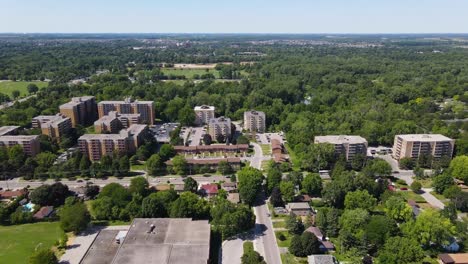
[244, 110, 265, 116]
[112, 218, 210, 264]
[98, 100, 153, 104]
[0, 126, 19, 136]
[315, 135, 367, 144]
[0, 135, 39, 141]
[194, 105, 215, 111]
[397, 134, 453, 142]
[81, 229, 125, 264]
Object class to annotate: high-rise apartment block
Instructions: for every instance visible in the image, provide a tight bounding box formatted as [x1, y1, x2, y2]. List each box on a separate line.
[94, 111, 142, 134]
[59, 96, 97, 127]
[194, 105, 215, 126]
[209, 117, 231, 140]
[32, 114, 72, 140]
[392, 134, 455, 160]
[97, 97, 154, 125]
[244, 110, 266, 133]
[0, 126, 19, 136]
[78, 124, 147, 161]
[0, 135, 40, 156]
[314, 135, 368, 161]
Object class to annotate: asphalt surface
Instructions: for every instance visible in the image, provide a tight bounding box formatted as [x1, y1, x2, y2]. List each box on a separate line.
[0, 94, 36, 110]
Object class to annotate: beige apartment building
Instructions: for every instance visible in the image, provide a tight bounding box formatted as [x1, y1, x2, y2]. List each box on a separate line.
[194, 105, 215, 126]
[208, 117, 231, 141]
[32, 114, 72, 140]
[94, 111, 142, 134]
[59, 96, 97, 127]
[314, 135, 368, 161]
[244, 110, 266, 133]
[78, 124, 147, 161]
[0, 135, 40, 156]
[392, 134, 455, 160]
[97, 97, 154, 125]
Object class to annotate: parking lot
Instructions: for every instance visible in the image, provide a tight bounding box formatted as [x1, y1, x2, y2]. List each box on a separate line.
[151, 123, 180, 143]
[256, 132, 285, 144]
[368, 146, 393, 157]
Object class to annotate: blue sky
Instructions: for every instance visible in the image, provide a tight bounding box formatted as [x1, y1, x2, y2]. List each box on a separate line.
[0, 0, 467, 33]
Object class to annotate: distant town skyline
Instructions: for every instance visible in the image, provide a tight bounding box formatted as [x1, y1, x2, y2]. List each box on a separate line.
[1, 0, 467, 33]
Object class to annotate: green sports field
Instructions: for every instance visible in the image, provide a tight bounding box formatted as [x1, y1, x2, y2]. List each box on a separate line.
[0, 81, 48, 97]
[161, 68, 220, 79]
[0, 222, 64, 264]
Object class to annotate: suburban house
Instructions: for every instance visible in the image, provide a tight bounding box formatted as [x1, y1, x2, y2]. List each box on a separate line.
[286, 202, 312, 216]
[221, 182, 237, 193]
[0, 189, 27, 200]
[199, 183, 219, 198]
[443, 238, 461, 253]
[33, 206, 54, 220]
[172, 184, 185, 194]
[308, 255, 339, 264]
[306, 226, 336, 252]
[438, 253, 468, 264]
[294, 194, 312, 202]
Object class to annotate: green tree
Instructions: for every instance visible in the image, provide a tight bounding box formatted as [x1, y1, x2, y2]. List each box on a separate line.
[449, 155, 468, 183]
[98, 183, 131, 208]
[402, 209, 456, 247]
[29, 249, 58, 264]
[169, 192, 209, 219]
[8, 144, 26, 169]
[301, 173, 322, 197]
[270, 187, 283, 207]
[27, 83, 39, 94]
[376, 237, 424, 264]
[300, 231, 321, 256]
[410, 181, 422, 193]
[351, 153, 366, 171]
[79, 155, 91, 176]
[11, 90, 20, 99]
[118, 156, 130, 173]
[266, 166, 282, 195]
[211, 199, 255, 239]
[141, 191, 178, 218]
[129, 176, 149, 196]
[363, 158, 392, 177]
[183, 177, 198, 193]
[432, 173, 455, 194]
[35, 152, 57, 168]
[172, 155, 188, 175]
[384, 196, 413, 222]
[178, 106, 195, 126]
[241, 242, 265, 264]
[237, 167, 264, 205]
[364, 215, 398, 252]
[344, 190, 376, 210]
[399, 157, 414, 170]
[280, 181, 295, 203]
[218, 160, 233, 175]
[60, 202, 90, 234]
[146, 154, 164, 176]
[159, 144, 176, 161]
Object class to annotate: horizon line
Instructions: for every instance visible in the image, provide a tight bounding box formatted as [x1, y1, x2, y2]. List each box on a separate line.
[1, 32, 468, 35]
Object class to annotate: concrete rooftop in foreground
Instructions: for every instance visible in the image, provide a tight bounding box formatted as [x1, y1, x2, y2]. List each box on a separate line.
[111, 218, 210, 264]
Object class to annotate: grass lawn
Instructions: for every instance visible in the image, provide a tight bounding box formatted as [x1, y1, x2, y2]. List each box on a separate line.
[260, 144, 272, 155]
[273, 221, 286, 228]
[275, 231, 292, 247]
[0, 222, 64, 264]
[130, 163, 146, 171]
[0, 81, 48, 97]
[281, 253, 308, 264]
[161, 68, 220, 79]
[418, 178, 433, 188]
[284, 143, 301, 170]
[399, 190, 426, 203]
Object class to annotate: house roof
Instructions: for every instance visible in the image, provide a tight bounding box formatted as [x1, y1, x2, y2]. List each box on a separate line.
[155, 184, 171, 191]
[294, 194, 312, 202]
[439, 253, 468, 264]
[227, 193, 240, 204]
[0, 189, 26, 199]
[173, 184, 185, 191]
[306, 226, 324, 238]
[308, 255, 337, 264]
[286, 202, 311, 211]
[33, 206, 54, 219]
[200, 184, 218, 195]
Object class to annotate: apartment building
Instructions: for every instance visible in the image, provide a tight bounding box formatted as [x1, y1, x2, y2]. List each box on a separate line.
[314, 135, 368, 161]
[194, 105, 215, 125]
[94, 111, 142, 134]
[244, 110, 266, 133]
[208, 116, 232, 141]
[392, 134, 455, 160]
[0, 135, 40, 156]
[32, 114, 72, 140]
[59, 96, 97, 127]
[78, 124, 147, 161]
[97, 97, 154, 125]
[0, 126, 19, 136]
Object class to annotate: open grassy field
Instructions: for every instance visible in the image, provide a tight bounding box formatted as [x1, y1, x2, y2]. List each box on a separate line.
[0, 222, 64, 264]
[0, 81, 48, 97]
[161, 68, 220, 79]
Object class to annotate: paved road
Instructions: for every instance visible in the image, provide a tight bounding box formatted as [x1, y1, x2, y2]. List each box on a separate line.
[421, 188, 445, 209]
[0, 175, 229, 190]
[378, 154, 446, 209]
[250, 142, 282, 264]
[0, 94, 37, 110]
